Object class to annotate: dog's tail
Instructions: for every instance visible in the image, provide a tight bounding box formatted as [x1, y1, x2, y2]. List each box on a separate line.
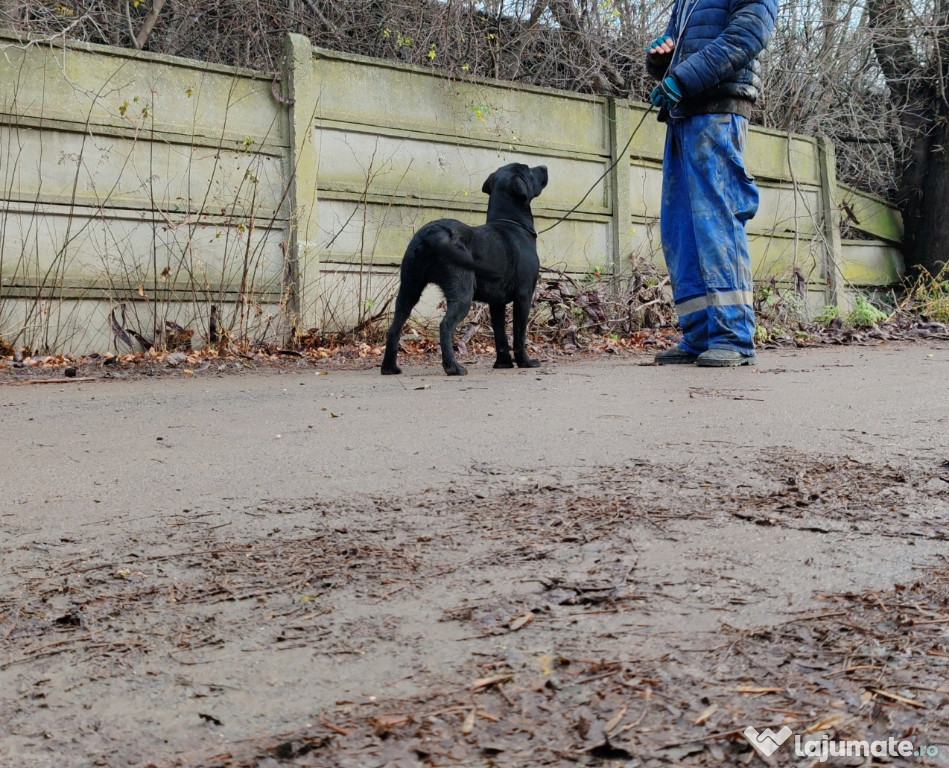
[420, 224, 501, 281]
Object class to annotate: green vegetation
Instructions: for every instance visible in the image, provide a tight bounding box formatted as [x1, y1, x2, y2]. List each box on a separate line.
[814, 305, 840, 325]
[903, 264, 949, 322]
[815, 296, 889, 328]
[847, 295, 889, 327]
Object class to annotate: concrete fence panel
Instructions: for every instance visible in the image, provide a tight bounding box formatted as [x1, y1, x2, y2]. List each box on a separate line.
[1, 33, 291, 352]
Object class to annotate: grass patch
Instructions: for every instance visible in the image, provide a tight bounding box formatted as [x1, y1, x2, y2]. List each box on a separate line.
[901, 264, 949, 322]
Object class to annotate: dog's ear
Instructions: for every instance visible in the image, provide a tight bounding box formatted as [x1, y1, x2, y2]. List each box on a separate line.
[531, 166, 549, 197]
[481, 171, 496, 195]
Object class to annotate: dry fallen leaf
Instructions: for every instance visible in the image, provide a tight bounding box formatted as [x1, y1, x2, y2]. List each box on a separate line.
[604, 706, 628, 734]
[471, 674, 512, 690]
[868, 689, 927, 709]
[508, 611, 534, 631]
[537, 653, 559, 676]
[373, 714, 410, 735]
[802, 712, 848, 733]
[693, 703, 717, 725]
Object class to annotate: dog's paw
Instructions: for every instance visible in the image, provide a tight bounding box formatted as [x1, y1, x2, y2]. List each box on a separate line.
[380, 364, 402, 375]
[516, 357, 541, 368]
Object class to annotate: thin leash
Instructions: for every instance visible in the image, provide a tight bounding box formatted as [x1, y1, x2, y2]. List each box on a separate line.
[537, 101, 656, 235]
[537, 4, 696, 236]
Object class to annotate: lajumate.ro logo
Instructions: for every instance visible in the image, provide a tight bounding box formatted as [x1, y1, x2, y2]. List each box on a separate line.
[743, 725, 941, 762]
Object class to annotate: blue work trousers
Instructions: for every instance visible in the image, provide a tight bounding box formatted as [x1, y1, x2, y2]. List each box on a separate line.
[660, 114, 758, 356]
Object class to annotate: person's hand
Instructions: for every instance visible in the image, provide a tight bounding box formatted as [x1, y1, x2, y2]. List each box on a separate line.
[649, 75, 682, 111]
[648, 35, 675, 55]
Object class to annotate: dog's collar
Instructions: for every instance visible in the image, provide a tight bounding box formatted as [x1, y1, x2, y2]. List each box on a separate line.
[492, 218, 538, 238]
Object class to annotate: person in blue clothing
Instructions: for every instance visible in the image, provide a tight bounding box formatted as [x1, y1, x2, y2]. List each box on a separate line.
[646, 0, 778, 366]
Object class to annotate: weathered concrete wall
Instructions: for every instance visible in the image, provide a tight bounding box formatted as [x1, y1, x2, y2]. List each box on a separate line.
[0, 32, 904, 353]
[292, 46, 615, 331]
[0, 33, 291, 352]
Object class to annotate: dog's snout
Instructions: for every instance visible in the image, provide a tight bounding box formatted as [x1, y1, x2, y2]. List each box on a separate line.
[532, 165, 549, 193]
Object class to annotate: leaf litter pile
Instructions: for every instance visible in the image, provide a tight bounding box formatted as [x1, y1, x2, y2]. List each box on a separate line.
[1, 281, 948, 385]
[2, 450, 948, 767]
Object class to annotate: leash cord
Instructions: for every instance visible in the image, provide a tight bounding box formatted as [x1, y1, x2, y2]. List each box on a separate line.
[537, 102, 655, 235]
[538, 5, 699, 236]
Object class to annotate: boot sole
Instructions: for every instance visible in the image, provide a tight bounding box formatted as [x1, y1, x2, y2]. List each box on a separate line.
[654, 350, 699, 365]
[696, 355, 757, 367]
[655, 356, 698, 365]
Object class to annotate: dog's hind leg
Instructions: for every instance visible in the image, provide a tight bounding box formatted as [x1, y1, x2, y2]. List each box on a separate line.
[381, 279, 424, 375]
[489, 302, 514, 369]
[439, 296, 472, 376]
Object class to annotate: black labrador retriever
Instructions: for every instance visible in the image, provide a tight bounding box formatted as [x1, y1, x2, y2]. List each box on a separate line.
[381, 162, 548, 376]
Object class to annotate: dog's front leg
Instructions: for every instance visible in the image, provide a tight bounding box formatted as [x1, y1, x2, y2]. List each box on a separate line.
[489, 302, 514, 369]
[511, 293, 540, 368]
[440, 298, 471, 376]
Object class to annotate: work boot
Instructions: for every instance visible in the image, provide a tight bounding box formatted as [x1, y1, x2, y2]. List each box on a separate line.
[696, 349, 757, 367]
[654, 347, 699, 365]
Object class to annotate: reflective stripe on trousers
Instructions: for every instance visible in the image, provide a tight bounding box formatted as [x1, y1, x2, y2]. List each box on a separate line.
[660, 113, 758, 356]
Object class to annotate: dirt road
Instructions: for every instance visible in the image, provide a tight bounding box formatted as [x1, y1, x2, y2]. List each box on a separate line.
[2, 343, 948, 767]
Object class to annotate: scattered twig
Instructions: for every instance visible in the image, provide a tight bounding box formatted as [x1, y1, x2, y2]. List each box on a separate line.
[11, 377, 97, 385]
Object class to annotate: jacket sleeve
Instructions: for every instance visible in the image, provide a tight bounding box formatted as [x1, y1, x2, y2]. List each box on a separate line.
[670, 0, 777, 96]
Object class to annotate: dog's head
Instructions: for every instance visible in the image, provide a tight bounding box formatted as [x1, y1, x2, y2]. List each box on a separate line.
[482, 163, 548, 202]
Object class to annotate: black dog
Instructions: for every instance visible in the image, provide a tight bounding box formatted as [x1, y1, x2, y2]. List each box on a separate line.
[381, 163, 548, 376]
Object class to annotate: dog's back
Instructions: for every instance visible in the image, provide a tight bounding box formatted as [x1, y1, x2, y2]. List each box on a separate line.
[402, 220, 499, 282]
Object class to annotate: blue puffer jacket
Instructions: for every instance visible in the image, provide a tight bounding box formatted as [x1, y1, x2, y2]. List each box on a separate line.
[647, 0, 777, 116]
